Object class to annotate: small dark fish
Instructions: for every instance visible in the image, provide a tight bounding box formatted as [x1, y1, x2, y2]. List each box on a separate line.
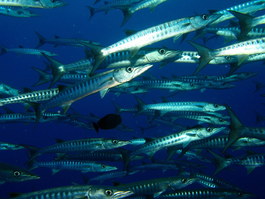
[93, 114, 122, 132]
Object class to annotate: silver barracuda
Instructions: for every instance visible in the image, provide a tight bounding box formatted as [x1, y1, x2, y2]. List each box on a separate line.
[27, 138, 131, 159]
[0, 0, 65, 8]
[210, 0, 265, 25]
[97, 13, 221, 62]
[117, 176, 197, 197]
[0, 162, 39, 184]
[120, 0, 169, 25]
[0, 141, 24, 150]
[158, 188, 252, 199]
[137, 101, 226, 115]
[0, 46, 57, 56]
[0, 6, 37, 17]
[210, 150, 265, 174]
[11, 185, 134, 199]
[39, 65, 152, 114]
[0, 88, 59, 106]
[190, 38, 265, 73]
[132, 127, 225, 157]
[30, 160, 117, 173]
[35, 32, 102, 49]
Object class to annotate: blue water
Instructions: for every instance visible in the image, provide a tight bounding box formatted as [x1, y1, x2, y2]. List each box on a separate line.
[0, 0, 265, 198]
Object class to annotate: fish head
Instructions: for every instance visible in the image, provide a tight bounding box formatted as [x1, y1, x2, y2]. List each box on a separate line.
[237, 137, 265, 146]
[196, 127, 226, 138]
[190, 13, 222, 29]
[87, 187, 133, 199]
[169, 177, 196, 190]
[97, 163, 118, 172]
[7, 168, 40, 182]
[103, 139, 131, 150]
[203, 103, 226, 112]
[144, 48, 180, 63]
[113, 64, 152, 83]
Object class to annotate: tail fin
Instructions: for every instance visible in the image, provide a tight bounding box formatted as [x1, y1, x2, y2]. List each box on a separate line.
[208, 150, 230, 175]
[32, 67, 51, 87]
[223, 105, 244, 152]
[92, 122, 100, 132]
[189, 41, 214, 74]
[41, 53, 64, 87]
[121, 9, 132, 27]
[88, 6, 96, 19]
[35, 32, 46, 48]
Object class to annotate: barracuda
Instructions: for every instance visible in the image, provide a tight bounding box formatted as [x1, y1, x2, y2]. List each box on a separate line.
[0, 83, 20, 97]
[30, 160, 117, 173]
[117, 176, 197, 197]
[158, 188, 251, 199]
[137, 101, 226, 115]
[132, 127, 225, 157]
[97, 13, 220, 61]
[39, 65, 152, 114]
[27, 138, 131, 159]
[0, 6, 37, 17]
[121, 0, 169, 25]
[0, 88, 59, 106]
[210, 150, 265, 174]
[35, 32, 102, 49]
[0, 141, 24, 150]
[210, 0, 265, 25]
[11, 185, 133, 199]
[0, 0, 65, 8]
[0, 46, 57, 56]
[170, 111, 230, 125]
[190, 37, 265, 73]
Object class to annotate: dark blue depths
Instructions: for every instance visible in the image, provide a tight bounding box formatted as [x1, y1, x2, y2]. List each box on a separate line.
[0, 0, 265, 199]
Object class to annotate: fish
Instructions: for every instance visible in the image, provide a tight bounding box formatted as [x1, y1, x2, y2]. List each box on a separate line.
[29, 160, 117, 174]
[10, 185, 134, 199]
[38, 64, 152, 115]
[0, 83, 20, 97]
[95, 13, 221, 65]
[0, 0, 65, 8]
[0, 162, 39, 184]
[132, 126, 225, 157]
[0, 46, 57, 56]
[0, 6, 38, 17]
[0, 141, 24, 150]
[93, 113, 122, 132]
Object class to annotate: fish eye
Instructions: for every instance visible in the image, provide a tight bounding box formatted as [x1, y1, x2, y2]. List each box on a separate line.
[126, 67, 133, 73]
[158, 49, 166, 55]
[206, 127, 213, 132]
[225, 56, 231, 60]
[13, 171, 21, 177]
[201, 14, 208, 20]
[112, 140, 118, 144]
[105, 189, 113, 196]
[181, 178, 187, 183]
[101, 164, 106, 168]
[213, 104, 219, 108]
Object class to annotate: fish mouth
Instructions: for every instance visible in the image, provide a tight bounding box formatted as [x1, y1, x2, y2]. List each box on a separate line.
[111, 190, 134, 199]
[134, 64, 153, 77]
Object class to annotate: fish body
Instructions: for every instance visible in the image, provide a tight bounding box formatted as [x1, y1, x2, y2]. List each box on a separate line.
[39, 65, 152, 114]
[0, 0, 65, 8]
[1, 47, 57, 56]
[0, 141, 24, 150]
[132, 127, 225, 156]
[11, 185, 133, 199]
[31, 160, 117, 173]
[29, 138, 131, 158]
[0, 88, 59, 106]
[99, 14, 220, 58]
[0, 6, 37, 17]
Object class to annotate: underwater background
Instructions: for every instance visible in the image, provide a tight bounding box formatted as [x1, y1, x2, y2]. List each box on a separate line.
[0, 0, 265, 198]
